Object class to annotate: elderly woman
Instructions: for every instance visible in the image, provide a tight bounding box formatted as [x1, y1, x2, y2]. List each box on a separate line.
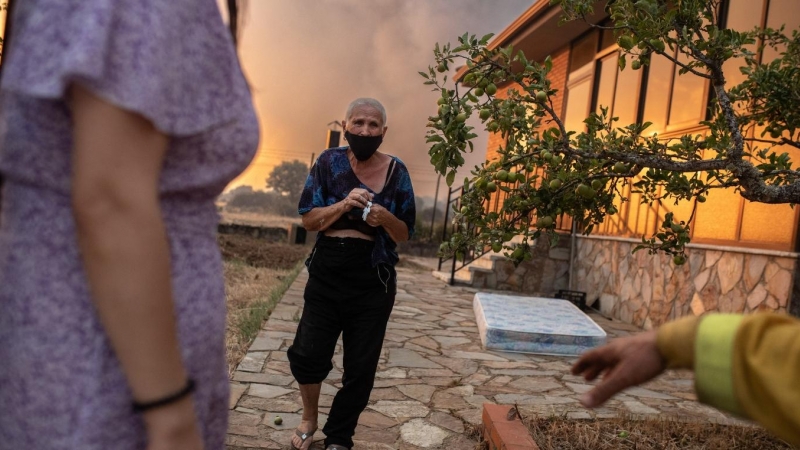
[287, 98, 415, 450]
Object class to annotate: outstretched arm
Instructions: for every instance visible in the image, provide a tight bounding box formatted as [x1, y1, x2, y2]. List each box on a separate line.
[572, 313, 800, 447]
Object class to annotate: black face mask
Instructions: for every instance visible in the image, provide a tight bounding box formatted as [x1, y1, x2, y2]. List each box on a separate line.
[345, 131, 383, 161]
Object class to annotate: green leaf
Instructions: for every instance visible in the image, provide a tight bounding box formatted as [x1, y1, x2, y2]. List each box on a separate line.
[544, 55, 553, 71]
[446, 169, 456, 186]
[618, 54, 627, 71]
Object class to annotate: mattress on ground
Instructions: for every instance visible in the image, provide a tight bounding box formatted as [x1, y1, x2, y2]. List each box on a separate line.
[473, 292, 607, 356]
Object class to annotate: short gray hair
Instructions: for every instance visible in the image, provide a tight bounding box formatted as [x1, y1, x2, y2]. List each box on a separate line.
[345, 98, 387, 126]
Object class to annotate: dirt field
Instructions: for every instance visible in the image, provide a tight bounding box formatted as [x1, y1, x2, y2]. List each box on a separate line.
[219, 211, 301, 229]
[221, 234, 309, 373]
[219, 233, 310, 269]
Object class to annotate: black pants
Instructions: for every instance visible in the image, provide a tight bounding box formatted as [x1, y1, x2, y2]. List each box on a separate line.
[287, 236, 396, 450]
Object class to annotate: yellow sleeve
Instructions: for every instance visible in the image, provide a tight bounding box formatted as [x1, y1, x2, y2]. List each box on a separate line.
[729, 313, 800, 448]
[658, 313, 800, 448]
[656, 315, 701, 370]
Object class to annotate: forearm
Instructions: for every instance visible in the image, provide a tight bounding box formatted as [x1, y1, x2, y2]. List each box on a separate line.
[730, 314, 800, 446]
[656, 315, 700, 369]
[380, 214, 409, 243]
[302, 201, 348, 232]
[658, 313, 800, 447]
[75, 199, 188, 401]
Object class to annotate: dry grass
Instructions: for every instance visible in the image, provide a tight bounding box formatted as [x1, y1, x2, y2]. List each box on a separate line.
[465, 422, 489, 450]
[524, 414, 794, 450]
[223, 259, 303, 374]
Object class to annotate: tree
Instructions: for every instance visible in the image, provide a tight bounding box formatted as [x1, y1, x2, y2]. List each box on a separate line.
[220, 184, 254, 203]
[226, 189, 296, 216]
[266, 160, 308, 203]
[422, 0, 799, 265]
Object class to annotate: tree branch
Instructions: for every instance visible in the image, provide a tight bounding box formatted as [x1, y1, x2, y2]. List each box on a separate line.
[781, 138, 800, 150]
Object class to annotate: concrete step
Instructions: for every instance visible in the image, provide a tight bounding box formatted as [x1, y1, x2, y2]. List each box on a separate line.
[433, 250, 509, 287]
[431, 270, 472, 286]
[470, 251, 507, 270]
[468, 265, 495, 274]
[470, 256, 495, 270]
[432, 267, 473, 285]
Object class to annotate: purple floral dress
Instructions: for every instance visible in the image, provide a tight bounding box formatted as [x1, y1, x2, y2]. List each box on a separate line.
[0, 1, 259, 449]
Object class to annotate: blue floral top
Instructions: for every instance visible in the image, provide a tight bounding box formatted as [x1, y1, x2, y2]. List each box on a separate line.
[298, 147, 416, 267]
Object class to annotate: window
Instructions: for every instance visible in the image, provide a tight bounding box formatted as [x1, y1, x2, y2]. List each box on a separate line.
[564, 79, 592, 134]
[692, 184, 742, 242]
[599, 20, 617, 51]
[589, 52, 645, 127]
[763, 0, 800, 62]
[722, 0, 763, 87]
[641, 54, 673, 135]
[612, 54, 643, 127]
[594, 53, 619, 117]
[667, 51, 709, 128]
[561, 0, 800, 250]
[570, 32, 598, 73]
[564, 32, 598, 133]
[674, 0, 800, 250]
[736, 128, 800, 248]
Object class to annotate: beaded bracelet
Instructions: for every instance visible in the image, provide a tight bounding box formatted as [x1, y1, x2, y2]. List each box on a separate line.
[132, 379, 196, 413]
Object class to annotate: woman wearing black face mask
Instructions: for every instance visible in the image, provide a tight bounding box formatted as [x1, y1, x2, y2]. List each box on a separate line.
[287, 98, 416, 450]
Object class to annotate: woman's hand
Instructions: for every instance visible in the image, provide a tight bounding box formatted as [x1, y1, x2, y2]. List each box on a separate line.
[343, 188, 373, 211]
[363, 203, 410, 242]
[144, 396, 205, 450]
[570, 330, 667, 408]
[363, 203, 389, 227]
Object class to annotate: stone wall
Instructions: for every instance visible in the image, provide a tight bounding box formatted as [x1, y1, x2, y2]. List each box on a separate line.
[572, 236, 799, 329]
[471, 234, 571, 295]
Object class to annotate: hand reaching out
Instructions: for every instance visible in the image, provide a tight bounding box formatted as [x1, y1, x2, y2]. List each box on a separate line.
[571, 330, 667, 408]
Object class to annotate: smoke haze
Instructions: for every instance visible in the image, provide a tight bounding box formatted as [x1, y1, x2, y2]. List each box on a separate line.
[229, 0, 535, 200]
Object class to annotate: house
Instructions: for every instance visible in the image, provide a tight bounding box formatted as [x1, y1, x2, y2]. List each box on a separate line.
[445, 0, 800, 328]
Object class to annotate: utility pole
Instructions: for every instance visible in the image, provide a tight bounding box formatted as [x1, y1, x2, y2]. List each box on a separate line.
[326, 121, 342, 148]
[430, 174, 441, 239]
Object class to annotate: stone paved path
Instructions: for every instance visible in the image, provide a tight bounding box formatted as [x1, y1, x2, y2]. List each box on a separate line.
[225, 263, 737, 449]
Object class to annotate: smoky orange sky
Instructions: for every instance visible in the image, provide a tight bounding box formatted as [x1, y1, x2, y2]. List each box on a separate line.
[225, 0, 535, 202]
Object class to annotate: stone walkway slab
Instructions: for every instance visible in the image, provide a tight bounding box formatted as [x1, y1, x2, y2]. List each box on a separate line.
[226, 264, 740, 449]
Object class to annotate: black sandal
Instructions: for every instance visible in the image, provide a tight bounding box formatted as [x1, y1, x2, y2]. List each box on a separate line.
[326, 446, 349, 450]
[290, 427, 317, 450]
